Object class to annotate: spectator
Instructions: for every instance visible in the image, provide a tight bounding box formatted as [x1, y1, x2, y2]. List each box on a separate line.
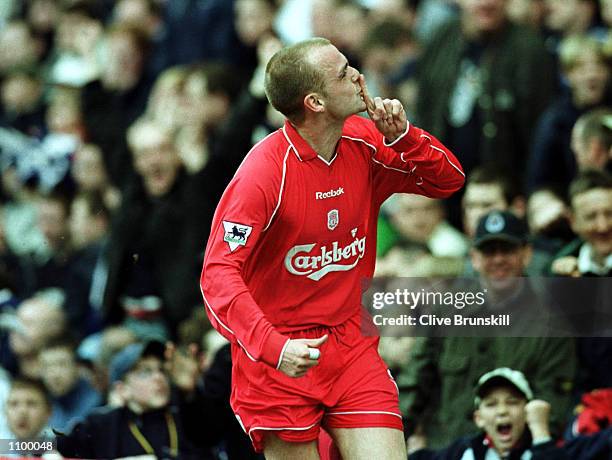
[162, 0, 255, 71]
[38, 338, 102, 432]
[0, 20, 43, 74]
[549, 170, 612, 394]
[408, 368, 611, 460]
[70, 143, 120, 211]
[111, 0, 171, 82]
[527, 36, 611, 192]
[526, 187, 575, 260]
[461, 167, 524, 239]
[2, 292, 67, 378]
[29, 192, 72, 295]
[102, 118, 203, 338]
[0, 70, 46, 137]
[416, 0, 554, 185]
[551, 169, 612, 277]
[507, 0, 547, 30]
[47, 4, 103, 86]
[376, 194, 468, 277]
[544, 0, 604, 45]
[398, 211, 576, 448]
[4, 378, 53, 455]
[56, 340, 213, 459]
[81, 24, 152, 188]
[66, 190, 111, 334]
[571, 107, 612, 173]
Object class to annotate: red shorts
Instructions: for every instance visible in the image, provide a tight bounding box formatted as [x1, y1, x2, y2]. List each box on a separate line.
[230, 315, 403, 453]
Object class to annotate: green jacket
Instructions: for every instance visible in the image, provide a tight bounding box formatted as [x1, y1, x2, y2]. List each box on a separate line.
[397, 283, 576, 448]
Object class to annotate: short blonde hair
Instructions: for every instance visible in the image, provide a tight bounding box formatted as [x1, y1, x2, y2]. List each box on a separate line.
[559, 35, 606, 71]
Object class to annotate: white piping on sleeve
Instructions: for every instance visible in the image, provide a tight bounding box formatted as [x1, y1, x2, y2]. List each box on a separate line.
[200, 283, 257, 362]
[383, 122, 411, 147]
[420, 134, 465, 177]
[201, 285, 235, 335]
[342, 135, 377, 153]
[371, 157, 410, 174]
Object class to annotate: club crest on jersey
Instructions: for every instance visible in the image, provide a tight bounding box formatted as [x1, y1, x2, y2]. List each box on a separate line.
[327, 209, 339, 231]
[222, 221, 253, 252]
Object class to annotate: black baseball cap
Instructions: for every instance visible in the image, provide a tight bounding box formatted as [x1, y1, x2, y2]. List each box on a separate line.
[473, 211, 528, 249]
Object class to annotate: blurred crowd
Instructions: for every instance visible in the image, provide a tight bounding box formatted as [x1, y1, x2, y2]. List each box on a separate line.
[0, 0, 611, 458]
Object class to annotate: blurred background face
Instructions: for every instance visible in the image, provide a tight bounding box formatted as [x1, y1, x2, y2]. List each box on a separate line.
[0, 22, 40, 72]
[0, 74, 41, 113]
[27, 0, 60, 34]
[72, 144, 108, 191]
[101, 32, 144, 90]
[566, 52, 610, 108]
[9, 299, 66, 357]
[182, 70, 232, 130]
[130, 123, 181, 197]
[147, 68, 188, 130]
[390, 194, 443, 243]
[571, 188, 612, 257]
[460, 0, 509, 34]
[471, 241, 531, 290]
[507, 0, 546, 27]
[39, 347, 79, 397]
[234, 0, 275, 46]
[69, 197, 107, 249]
[463, 183, 509, 237]
[122, 356, 170, 412]
[37, 198, 68, 251]
[545, 0, 579, 31]
[6, 387, 50, 439]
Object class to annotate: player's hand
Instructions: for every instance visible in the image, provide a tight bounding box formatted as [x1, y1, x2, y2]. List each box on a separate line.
[278, 334, 328, 378]
[525, 399, 551, 442]
[359, 74, 407, 143]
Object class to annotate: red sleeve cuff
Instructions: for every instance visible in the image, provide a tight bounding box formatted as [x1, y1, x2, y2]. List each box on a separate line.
[260, 329, 290, 368]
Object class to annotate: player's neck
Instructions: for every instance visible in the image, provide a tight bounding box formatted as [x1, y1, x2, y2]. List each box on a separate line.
[295, 118, 343, 161]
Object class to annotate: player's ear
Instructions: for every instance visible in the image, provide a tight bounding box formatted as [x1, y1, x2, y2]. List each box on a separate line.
[304, 92, 325, 114]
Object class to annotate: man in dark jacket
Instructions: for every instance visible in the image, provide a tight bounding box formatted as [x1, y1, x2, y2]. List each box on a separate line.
[56, 340, 212, 459]
[398, 211, 576, 448]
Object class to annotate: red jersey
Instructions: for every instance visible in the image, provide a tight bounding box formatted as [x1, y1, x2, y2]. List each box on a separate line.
[200, 115, 464, 369]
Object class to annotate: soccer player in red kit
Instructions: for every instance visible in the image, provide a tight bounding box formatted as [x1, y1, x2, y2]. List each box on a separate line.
[200, 37, 465, 459]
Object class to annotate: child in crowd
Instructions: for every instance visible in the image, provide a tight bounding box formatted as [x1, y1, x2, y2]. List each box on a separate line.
[408, 368, 611, 460]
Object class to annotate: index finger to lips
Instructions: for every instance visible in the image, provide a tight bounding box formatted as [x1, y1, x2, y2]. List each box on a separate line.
[358, 74, 375, 112]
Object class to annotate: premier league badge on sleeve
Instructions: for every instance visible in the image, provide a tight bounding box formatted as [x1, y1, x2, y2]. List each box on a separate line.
[327, 209, 339, 231]
[222, 221, 253, 251]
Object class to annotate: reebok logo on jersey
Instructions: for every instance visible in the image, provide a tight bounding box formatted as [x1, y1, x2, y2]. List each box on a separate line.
[284, 235, 366, 281]
[222, 221, 253, 252]
[315, 187, 344, 200]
